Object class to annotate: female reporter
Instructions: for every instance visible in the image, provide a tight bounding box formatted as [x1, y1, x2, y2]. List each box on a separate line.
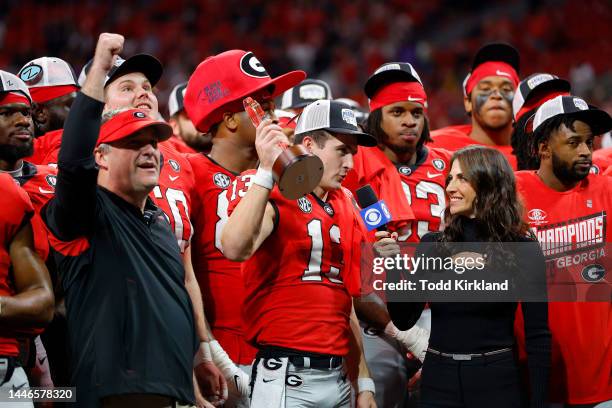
[387, 146, 550, 408]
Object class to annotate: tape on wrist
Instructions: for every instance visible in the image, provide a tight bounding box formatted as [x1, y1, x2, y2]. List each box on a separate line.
[357, 377, 376, 395]
[383, 321, 399, 338]
[193, 341, 213, 367]
[253, 167, 274, 190]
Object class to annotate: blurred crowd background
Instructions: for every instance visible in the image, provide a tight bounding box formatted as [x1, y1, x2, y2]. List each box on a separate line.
[1, 0, 610, 129]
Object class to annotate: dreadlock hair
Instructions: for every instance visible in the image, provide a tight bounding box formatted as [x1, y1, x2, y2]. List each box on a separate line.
[365, 108, 432, 150]
[511, 108, 540, 170]
[531, 115, 583, 163]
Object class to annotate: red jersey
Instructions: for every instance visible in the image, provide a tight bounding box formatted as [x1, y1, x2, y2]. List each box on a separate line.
[150, 142, 195, 253]
[0, 173, 34, 356]
[591, 148, 612, 175]
[516, 171, 612, 403]
[431, 124, 518, 170]
[167, 135, 197, 155]
[28, 129, 63, 167]
[187, 154, 256, 364]
[227, 173, 367, 356]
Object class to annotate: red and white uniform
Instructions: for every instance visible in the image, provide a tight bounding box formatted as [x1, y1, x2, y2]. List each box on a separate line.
[28, 129, 63, 167]
[151, 141, 195, 253]
[0, 173, 34, 356]
[187, 154, 256, 365]
[227, 172, 367, 356]
[167, 135, 197, 155]
[591, 147, 612, 175]
[431, 124, 518, 170]
[516, 171, 612, 404]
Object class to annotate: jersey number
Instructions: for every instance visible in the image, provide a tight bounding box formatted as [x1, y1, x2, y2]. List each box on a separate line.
[302, 219, 343, 283]
[153, 186, 192, 252]
[399, 180, 445, 241]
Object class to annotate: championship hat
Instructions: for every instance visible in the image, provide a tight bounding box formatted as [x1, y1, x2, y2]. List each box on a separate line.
[184, 50, 306, 132]
[0, 70, 32, 106]
[530, 95, 612, 136]
[168, 82, 187, 117]
[98, 109, 172, 146]
[280, 79, 332, 110]
[513, 73, 571, 121]
[18, 57, 79, 103]
[294, 100, 377, 146]
[78, 54, 163, 88]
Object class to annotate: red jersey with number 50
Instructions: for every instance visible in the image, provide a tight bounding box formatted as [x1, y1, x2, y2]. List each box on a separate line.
[150, 142, 194, 253]
[515, 171, 612, 404]
[187, 154, 256, 364]
[227, 172, 366, 356]
[0, 173, 34, 356]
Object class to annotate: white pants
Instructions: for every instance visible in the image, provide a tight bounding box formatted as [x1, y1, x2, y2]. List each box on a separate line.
[0, 366, 33, 408]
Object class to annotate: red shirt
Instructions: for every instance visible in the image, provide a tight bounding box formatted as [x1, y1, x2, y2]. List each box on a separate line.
[516, 171, 612, 404]
[0, 173, 34, 356]
[167, 136, 197, 155]
[28, 129, 63, 167]
[430, 124, 518, 170]
[187, 154, 256, 364]
[227, 172, 367, 356]
[150, 142, 195, 253]
[591, 148, 612, 175]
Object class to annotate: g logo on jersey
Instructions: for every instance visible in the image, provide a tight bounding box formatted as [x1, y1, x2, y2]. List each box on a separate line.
[363, 326, 380, 337]
[286, 374, 303, 388]
[581, 264, 605, 282]
[240, 52, 269, 78]
[19, 64, 43, 85]
[589, 164, 600, 175]
[263, 358, 283, 370]
[213, 173, 231, 188]
[168, 159, 181, 172]
[45, 174, 57, 188]
[298, 196, 312, 213]
[432, 159, 445, 171]
[323, 204, 334, 216]
[398, 166, 412, 176]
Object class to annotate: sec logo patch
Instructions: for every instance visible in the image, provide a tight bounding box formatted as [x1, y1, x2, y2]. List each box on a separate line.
[297, 196, 312, 213]
[213, 172, 231, 188]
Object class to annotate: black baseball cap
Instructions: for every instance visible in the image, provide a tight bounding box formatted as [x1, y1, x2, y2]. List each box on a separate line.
[78, 54, 163, 88]
[530, 95, 612, 136]
[280, 79, 333, 109]
[471, 43, 520, 73]
[364, 62, 423, 98]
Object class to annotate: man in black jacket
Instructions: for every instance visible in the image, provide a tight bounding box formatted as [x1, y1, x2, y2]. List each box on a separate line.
[42, 33, 198, 407]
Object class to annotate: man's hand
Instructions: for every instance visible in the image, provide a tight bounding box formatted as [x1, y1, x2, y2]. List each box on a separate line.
[255, 119, 287, 171]
[209, 340, 250, 399]
[194, 342, 228, 406]
[373, 231, 400, 258]
[193, 373, 216, 408]
[81, 33, 124, 102]
[356, 391, 377, 408]
[385, 322, 429, 363]
[91, 33, 124, 73]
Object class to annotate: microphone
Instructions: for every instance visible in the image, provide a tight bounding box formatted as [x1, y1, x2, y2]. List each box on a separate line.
[355, 184, 392, 231]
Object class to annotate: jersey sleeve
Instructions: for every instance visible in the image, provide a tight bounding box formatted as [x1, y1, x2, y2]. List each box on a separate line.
[0, 175, 34, 243]
[226, 169, 258, 216]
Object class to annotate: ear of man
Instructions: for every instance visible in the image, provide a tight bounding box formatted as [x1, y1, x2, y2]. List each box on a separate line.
[221, 111, 240, 133]
[463, 94, 473, 116]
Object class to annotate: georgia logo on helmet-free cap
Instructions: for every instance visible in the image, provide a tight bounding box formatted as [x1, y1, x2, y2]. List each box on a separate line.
[581, 264, 605, 282]
[133, 111, 147, 119]
[168, 159, 180, 172]
[213, 172, 231, 188]
[45, 174, 57, 188]
[240, 52, 269, 78]
[19, 64, 43, 85]
[297, 196, 312, 213]
[432, 159, 446, 171]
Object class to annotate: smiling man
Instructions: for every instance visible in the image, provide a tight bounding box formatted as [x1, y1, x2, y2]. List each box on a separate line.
[431, 43, 520, 169]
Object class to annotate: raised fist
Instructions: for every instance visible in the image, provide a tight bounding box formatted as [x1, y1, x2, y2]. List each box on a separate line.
[92, 33, 124, 73]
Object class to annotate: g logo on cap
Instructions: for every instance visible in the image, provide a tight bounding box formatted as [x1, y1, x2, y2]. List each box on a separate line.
[133, 111, 147, 119]
[240, 52, 268, 78]
[19, 64, 43, 85]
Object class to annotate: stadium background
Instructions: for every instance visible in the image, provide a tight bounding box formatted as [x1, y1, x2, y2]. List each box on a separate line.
[1, 0, 610, 129]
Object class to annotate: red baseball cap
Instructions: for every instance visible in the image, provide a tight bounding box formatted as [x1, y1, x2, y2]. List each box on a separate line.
[184, 50, 306, 132]
[98, 109, 172, 146]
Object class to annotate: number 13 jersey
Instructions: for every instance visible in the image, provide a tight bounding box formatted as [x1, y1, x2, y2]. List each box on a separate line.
[227, 171, 367, 356]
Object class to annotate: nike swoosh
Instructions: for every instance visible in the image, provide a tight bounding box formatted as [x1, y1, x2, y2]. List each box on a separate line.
[169, 175, 179, 181]
[407, 96, 422, 102]
[234, 374, 240, 389]
[427, 172, 442, 178]
[12, 382, 27, 391]
[496, 70, 511, 77]
[39, 187, 54, 194]
[262, 378, 276, 383]
[38, 356, 47, 365]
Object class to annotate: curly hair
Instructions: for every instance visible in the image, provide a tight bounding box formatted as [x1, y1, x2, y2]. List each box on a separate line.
[442, 146, 530, 242]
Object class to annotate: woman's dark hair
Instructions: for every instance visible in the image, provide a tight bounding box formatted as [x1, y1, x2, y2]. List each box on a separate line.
[365, 108, 432, 149]
[442, 146, 530, 242]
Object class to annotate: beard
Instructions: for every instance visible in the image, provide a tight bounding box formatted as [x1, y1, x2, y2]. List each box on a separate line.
[0, 142, 33, 162]
[551, 152, 590, 184]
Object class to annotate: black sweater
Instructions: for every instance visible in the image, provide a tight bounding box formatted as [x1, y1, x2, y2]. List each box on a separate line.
[387, 217, 551, 408]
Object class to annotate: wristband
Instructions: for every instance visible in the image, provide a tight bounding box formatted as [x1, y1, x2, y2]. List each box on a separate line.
[193, 341, 213, 368]
[383, 321, 399, 338]
[253, 167, 274, 190]
[357, 377, 376, 395]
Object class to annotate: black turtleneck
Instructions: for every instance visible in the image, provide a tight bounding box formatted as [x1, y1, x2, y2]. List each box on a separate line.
[387, 217, 551, 407]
